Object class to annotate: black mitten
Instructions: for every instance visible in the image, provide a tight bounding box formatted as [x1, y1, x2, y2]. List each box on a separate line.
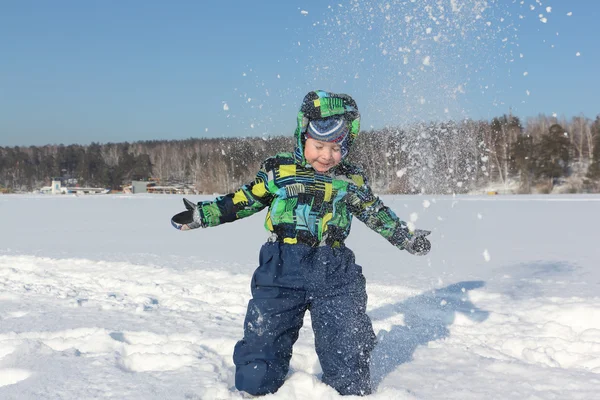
[404, 229, 431, 256]
[171, 198, 203, 231]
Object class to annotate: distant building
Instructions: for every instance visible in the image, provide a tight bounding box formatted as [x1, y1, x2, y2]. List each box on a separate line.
[131, 181, 151, 194]
[127, 180, 196, 194]
[147, 185, 185, 194]
[36, 179, 109, 195]
[37, 179, 67, 194]
[51, 179, 63, 194]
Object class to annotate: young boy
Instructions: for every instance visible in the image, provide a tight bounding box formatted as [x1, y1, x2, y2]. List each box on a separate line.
[171, 90, 431, 396]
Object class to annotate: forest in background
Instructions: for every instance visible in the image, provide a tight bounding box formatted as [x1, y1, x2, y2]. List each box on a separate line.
[1, 113, 600, 195]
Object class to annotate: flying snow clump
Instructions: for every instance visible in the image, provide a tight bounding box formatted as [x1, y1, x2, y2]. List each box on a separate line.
[483, 249, 491, 262]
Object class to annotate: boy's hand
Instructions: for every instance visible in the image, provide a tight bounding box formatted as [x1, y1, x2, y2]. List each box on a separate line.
[404, 230, 431, 255]
[171, 198, 204, 231]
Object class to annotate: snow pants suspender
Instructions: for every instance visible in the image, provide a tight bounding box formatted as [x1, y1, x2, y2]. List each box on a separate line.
[233, 242, 376, 396]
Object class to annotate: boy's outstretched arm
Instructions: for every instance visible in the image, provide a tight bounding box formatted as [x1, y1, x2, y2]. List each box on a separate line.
[171, 162, 274, 231]
[347, 173, 431, 256]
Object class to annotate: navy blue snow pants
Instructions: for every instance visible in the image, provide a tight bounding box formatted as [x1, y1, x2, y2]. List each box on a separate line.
[233, 242, 376, 396]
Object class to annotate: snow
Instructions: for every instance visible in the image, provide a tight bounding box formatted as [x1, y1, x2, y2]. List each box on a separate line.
[1, 194, 600, 399]
[482, 249, 491, 262]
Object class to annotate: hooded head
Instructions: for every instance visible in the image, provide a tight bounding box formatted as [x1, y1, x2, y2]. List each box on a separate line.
[293, 90, 360, 167]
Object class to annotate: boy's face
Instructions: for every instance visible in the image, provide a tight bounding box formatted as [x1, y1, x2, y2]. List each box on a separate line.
[304, 137, 343, 173]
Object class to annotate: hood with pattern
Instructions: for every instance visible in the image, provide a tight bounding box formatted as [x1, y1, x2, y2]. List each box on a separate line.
[293, 90, 361, 166]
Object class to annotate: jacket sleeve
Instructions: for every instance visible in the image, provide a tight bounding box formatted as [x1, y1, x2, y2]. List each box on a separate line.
[198, 161, 274, 227]
[346, 173, 412, 249]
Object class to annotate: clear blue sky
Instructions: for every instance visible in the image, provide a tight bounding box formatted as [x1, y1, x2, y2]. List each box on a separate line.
[1, 0, 598, 146]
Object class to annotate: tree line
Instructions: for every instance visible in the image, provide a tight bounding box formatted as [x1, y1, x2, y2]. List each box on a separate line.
[1, 113, 599, 194]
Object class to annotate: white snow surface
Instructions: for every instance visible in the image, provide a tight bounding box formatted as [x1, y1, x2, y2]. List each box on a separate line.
[1, 194, 600, 399]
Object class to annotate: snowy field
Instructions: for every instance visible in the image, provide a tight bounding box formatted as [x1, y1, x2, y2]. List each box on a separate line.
[1, 193, 599, 399]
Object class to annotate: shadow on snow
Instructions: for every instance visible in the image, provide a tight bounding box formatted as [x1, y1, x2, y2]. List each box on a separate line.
[368, 280, 489, 388]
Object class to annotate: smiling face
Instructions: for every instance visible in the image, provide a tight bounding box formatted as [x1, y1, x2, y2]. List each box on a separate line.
[303, 137, 343, 173]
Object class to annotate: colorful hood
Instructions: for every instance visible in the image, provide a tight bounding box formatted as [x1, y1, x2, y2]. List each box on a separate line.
[293, 90, 361, 166]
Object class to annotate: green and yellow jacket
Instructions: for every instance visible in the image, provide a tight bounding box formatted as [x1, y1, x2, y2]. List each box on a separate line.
[198, 153, 412, 249]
